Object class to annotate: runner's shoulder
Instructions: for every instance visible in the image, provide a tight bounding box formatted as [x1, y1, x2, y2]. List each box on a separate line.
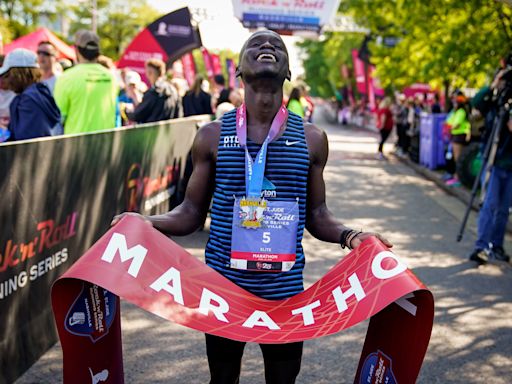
[193, 120, 222, 157]
[304, 122, 327, 148]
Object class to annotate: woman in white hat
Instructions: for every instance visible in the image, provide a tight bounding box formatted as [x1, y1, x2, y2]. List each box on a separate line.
[0, 48, 61, 140]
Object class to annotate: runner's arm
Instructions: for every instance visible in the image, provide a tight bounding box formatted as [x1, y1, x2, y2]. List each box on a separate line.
[304, 123, 392, 249]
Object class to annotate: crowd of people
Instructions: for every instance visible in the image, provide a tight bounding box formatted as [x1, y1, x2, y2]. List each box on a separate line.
[367, 66, 512, 264]
[0, 30, 268, 143]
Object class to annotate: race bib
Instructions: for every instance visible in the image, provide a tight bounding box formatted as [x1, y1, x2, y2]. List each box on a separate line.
[231, 198, 298, 272]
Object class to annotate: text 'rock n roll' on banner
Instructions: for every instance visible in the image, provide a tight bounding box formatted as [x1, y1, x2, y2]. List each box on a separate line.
[52, 216, 434, 383]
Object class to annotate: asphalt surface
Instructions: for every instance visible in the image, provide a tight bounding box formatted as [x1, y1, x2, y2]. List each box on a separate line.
[15, 105, 512, 383]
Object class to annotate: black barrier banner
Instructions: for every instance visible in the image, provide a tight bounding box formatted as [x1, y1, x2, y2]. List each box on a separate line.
[0, 116, 207, 384]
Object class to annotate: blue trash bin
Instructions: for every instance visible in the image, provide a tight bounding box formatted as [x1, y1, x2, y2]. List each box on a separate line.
[420, 113, 447, 169]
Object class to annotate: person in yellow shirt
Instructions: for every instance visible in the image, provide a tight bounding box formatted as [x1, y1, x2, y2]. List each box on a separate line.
[54, 30, 118, 134]
[286, 87, 305, 118]
[445, 95, 471, 185]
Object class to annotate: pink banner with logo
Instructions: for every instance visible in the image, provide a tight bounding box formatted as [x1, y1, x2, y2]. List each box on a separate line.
[52, 216, 433, 383]
[352, 49, 367, 94]
[181, 52, 196, 87]
[201, 47, 214, 80]
[210, 53, 222, 76]
[226, 58, 236, 89]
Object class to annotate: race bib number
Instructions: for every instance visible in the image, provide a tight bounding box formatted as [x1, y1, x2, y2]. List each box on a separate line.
[231, 198, 298, 272]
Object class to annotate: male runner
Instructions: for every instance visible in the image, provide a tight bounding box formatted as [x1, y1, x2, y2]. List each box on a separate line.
[113, 29, 391, 384]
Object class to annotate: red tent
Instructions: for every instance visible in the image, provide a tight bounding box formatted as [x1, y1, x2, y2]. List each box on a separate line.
[4, 27, 76, 61]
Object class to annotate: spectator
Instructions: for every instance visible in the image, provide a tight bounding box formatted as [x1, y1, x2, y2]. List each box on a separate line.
[376, 97, 394, 159]
[298, 84, 314, 122]
[119, 71, 145, 125]
[54, 30, 118, 134]
[286, 87, 305, 118]
[215, 89, 243, 119]
[394, 94, 409, 157]
[126, 58, 182, 124]
[183, 75, 213, 117]
[0, 54, 15, 142]
[212, 74, 232, 108]
[431, 93, 442, 113]
[0, 48, 61, 140]
[445, 94, 471, 186]
[469, 59, 512, 264]
[37, 41, 60, 93]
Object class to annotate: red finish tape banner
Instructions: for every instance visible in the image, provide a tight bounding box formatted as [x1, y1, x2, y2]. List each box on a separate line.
[51, 216, 434, 383]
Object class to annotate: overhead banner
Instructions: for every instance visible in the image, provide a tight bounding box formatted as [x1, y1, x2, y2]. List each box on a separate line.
[0, 117, 208, 384]
[117, 7, 202, 80]
[52, 216, 434, 383]
[232, 0, 341, 34]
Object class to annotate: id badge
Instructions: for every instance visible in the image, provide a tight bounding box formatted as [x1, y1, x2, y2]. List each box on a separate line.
[231, 198, 299, 272]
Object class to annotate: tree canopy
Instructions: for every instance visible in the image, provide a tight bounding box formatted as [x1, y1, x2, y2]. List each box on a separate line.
[299, 0, 512, 97]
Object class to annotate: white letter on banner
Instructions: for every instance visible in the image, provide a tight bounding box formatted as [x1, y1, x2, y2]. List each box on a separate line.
[242, 310, 280, 330]
[149, 267, 184, 305]
[332, 273, 366, 313]
[291, 300, 321, 326]
[371, 251, 408, 280]
[198, 288, 230, 323]
[101, 233, 147, 277]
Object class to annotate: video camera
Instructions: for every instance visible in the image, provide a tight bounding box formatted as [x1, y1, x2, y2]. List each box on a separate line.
[493, 66, 512, 108]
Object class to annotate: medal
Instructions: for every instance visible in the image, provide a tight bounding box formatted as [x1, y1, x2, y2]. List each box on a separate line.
[239, 197, 267, 228]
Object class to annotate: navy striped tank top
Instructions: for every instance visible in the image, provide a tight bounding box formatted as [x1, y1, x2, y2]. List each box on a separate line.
[205, 109, 309, 300]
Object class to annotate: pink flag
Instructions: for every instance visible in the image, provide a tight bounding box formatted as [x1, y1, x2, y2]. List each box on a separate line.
[210, 54, 222, 76]
[181, 52, 197, 87]
[201, 47, 214, 80]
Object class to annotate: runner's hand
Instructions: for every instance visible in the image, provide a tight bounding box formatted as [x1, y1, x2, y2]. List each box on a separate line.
[351, 232, 392, 249]
[111, 212, 152, 227]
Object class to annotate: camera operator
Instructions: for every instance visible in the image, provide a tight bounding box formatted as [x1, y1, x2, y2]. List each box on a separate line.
[468, 54, 512, 264]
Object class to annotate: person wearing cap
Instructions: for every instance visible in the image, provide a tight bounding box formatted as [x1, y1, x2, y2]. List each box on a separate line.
[53, 29, 117, 134]
[0, 48, 61, 141]
[119, 70, 145, 125]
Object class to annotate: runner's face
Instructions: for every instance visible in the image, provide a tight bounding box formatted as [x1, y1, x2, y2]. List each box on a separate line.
[238, 31, 290, 81]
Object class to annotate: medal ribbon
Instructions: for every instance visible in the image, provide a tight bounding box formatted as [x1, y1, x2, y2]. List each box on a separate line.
[236, 103, 288, 198]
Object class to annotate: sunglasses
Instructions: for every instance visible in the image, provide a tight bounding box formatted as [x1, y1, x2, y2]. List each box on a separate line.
[37, 51, 54, 57]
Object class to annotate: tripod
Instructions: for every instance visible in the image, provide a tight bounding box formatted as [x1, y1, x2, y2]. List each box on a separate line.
[456, 101, 510, 242]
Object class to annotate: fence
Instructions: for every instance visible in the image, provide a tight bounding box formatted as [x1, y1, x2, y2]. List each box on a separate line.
[0, 116, 209, 384]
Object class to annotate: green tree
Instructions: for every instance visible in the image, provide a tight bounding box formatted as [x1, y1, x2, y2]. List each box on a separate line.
[298, 32, 364, 98]
[67, 0, 160, 60]
[340, 0, 512, 93]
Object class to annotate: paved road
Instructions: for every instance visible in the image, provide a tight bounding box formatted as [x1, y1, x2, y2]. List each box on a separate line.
[16, 106, 512, 383]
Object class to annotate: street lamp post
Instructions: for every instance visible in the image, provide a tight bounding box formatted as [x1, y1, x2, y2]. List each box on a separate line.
[91, 0, 97, 33]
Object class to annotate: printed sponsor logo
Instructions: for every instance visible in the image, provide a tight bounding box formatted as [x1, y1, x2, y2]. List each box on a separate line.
[65, 283, 117, 343]
[360, 350, 397, 384]
[0, 212, 77, 273]
[223, 135, 240, 148]
[89, 368, 109, 384]
[125, 163, 180, 212]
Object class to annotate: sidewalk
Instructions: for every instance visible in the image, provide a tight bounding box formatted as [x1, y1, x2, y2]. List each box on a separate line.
[392, 147, 512, 235]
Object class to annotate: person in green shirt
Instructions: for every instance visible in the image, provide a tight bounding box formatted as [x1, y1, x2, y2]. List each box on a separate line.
[54, 30, 118, 134]
[445, 95, 471, 185]
[286, 87, 305, 118]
